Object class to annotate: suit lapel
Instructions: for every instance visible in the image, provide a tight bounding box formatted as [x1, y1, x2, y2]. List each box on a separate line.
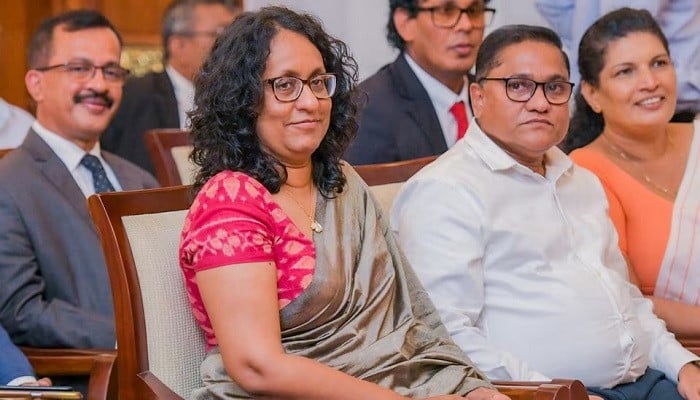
[391, 56, 448, 154]
[153, 71, 180, 128]
[23, 130, 93, 225]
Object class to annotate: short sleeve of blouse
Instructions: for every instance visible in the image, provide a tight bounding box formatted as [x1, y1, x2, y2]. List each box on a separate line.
[180, 171, 279, 272]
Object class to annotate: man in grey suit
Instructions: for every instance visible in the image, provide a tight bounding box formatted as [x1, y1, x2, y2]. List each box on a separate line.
[0, 9, 158, 349]
[346, 0, 495, 165]
[101, 0, 239, 174]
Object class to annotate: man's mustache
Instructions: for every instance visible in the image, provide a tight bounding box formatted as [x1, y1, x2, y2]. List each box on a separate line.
[72, 90, 114, 108]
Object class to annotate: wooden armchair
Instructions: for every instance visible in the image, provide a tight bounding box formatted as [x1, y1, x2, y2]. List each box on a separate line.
[144, 129, 194, 187]
[353, 156, 438, 214]
[87, 185, 583, 400]
[88, 186, 201, 399]
[0, 148, 14, 158]
[678, 336, 700, 356]
[22, 348, 116, 400]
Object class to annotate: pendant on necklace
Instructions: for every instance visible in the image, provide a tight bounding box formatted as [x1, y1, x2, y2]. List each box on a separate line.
[311, 220, 323, 233]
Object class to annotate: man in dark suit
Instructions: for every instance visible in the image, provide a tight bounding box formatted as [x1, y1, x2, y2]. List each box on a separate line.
[0, 10, 158, 349]
[101, 0, 238, 174]
[346, 0, 495, 165]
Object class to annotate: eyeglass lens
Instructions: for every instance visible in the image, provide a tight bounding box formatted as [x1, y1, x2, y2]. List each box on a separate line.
[65, 61, 128, 82]
[505, 78, 572, 104]
[431, 5, 494, 28]
[271, 75, 336, 102]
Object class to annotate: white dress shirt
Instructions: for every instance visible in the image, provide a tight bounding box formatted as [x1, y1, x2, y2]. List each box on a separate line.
[0, 98, 34, 148]
[404, 54, 471, 147]
[33, 121, 122, 197]
[165, 65, 194, 130]
[391, 120, 697, 388]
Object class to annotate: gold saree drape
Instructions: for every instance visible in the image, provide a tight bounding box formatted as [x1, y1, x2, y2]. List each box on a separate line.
[194, 166, 490, 399]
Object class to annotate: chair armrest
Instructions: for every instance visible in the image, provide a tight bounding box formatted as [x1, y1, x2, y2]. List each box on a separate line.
[494, 379, 587, 400]
[678, 336, 700, 356]
[494, 383, 568, 400]
[138, 371, 185, 400]
[22, 348, 116, 400]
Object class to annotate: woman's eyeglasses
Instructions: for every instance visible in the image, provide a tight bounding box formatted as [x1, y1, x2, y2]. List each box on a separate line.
[265, 74, 337, 102]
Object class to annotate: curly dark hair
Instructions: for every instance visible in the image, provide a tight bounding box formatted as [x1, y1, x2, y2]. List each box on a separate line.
[189, 6, 359, 197]
[387, 0, 492, 51]
[563, 7, 669, 153]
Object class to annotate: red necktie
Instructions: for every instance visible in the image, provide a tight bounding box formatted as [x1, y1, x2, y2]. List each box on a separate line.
[450, 101, 468, 140]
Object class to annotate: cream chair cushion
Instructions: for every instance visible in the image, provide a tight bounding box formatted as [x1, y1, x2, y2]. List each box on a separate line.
[171, 145, 197, 185]
[122, 210, 206, 398]
[368, 182, 404, 215]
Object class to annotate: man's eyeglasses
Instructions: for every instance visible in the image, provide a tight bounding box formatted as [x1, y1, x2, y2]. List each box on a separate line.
[265, 74, 337, 102]
[414, 4, 496, 29]
[478, 77, 575, 105]
[35, 61, 130, 83]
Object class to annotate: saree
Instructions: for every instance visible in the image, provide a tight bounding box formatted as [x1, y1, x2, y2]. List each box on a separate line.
[655, 120, 700, 305]
[192, 165, 490, 399]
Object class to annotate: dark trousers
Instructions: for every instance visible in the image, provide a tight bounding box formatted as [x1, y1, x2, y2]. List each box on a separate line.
[588, 368, 682, 400]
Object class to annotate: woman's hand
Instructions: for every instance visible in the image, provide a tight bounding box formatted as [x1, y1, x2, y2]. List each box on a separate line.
[21, 377, 52, 386]
[465, 387, 510, 400]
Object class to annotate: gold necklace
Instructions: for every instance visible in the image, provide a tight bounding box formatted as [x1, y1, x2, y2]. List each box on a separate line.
[280, 187, 323, 233]
[600, 134, 674, 196]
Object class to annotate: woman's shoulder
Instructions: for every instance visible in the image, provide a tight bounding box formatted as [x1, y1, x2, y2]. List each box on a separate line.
[570, 141, 615, 172]
[193, 170, 275, 211]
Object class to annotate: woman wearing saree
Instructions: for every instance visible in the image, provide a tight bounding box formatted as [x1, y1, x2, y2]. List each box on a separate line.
[179, 6, 504, 400]
[565, 8, 699, 337]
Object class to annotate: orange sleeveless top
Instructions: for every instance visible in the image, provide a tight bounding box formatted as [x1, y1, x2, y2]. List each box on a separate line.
[571, 148, 673, 294]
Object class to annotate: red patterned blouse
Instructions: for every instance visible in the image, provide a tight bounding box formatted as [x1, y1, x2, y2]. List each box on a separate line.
[179, 171, 316, 348]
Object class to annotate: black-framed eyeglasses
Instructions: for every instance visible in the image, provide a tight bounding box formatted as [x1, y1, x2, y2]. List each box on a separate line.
[177, 26, 226, 38]
[478, 77, 574, 105]
[414, 4, 496, 28]
[265, 74, 337, 102]
[35, 60, 130, 83]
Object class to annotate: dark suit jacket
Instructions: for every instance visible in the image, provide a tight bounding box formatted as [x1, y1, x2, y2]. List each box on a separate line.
[0, 324, 33, 384]
[345, 54, 473, 165]
[0, 130, 159, 348]
[101, 71, 180, 174]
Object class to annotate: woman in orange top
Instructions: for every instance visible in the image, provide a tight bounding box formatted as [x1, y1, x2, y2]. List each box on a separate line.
[566, 8, 699, 336]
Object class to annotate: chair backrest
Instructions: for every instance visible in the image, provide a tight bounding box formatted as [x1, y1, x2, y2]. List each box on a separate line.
[144, 129, 196, 187]
[353, 156, 438, 214]
[88, 186, 202, 400]
[0, 148, 14, 158]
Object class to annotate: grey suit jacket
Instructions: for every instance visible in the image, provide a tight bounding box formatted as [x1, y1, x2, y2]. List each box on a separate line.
[101, 71, 180, 174]
[0, 130, 159, 348]
[345, 54, 473, 165]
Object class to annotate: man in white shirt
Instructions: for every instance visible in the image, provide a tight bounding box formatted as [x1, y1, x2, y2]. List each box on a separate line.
[345, 0, 495, 165]
[102, 0, 238, 174]
[0, 9, 158, 351]
[392, 24, 700, 399]
[0, 97, 33, 148]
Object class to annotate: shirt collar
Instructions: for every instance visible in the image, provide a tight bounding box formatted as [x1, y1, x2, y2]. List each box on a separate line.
[461, 119, 573, 180]
[403, 53, 468, 112]
[166, 64, 194, 95]
[32, 121, 103, 172]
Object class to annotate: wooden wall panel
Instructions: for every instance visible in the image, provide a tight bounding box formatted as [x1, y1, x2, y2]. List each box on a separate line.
[0, 0, 53, 111]
[102, 0, 172, 45]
